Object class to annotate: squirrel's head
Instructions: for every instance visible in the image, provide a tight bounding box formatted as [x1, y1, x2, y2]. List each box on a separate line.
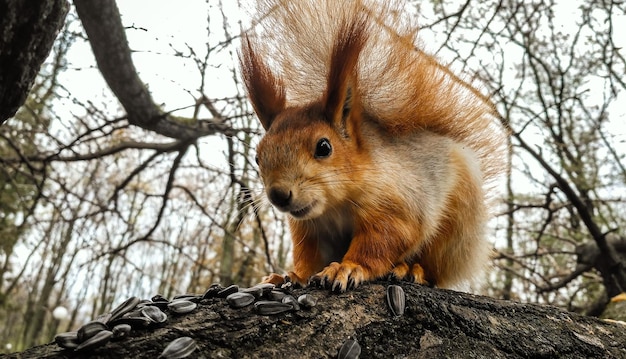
[241, 17, 368, 220]
[254, 104, 364, 220]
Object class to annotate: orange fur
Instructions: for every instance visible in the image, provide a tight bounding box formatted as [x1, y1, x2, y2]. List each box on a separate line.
[242, 0, 507, 291]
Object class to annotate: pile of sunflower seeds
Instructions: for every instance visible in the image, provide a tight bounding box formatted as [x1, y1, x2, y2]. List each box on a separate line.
[54, 283, 405, 358]
[53, 282, 318, 357]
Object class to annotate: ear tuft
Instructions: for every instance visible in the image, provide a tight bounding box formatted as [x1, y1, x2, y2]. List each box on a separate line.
[342, 86, 353, 122]
[323, 14, 368, 135]
[240, 35, 286, 130]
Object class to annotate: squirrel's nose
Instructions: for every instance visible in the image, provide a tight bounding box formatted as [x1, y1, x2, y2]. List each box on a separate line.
[268, 187, 292, 208]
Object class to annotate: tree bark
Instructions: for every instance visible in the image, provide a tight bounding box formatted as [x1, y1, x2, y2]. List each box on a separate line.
[3, 282, 626, 358]
[0, 0, 69, 125]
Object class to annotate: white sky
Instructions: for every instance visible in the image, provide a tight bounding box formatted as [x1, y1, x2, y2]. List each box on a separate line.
[60, 1, 625, 136]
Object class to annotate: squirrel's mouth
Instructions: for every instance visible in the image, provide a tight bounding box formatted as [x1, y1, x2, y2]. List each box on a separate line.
[289, 201, 316, 219]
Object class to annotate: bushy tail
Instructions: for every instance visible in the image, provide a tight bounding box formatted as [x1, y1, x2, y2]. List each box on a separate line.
[244, 0, 507, 190]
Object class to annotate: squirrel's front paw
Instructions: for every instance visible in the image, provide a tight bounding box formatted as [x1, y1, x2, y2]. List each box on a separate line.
[388, 262, 430, 286]
[262, 271, 306, 288]
[262, 273, 288, 286]
[310, 261, 368, 292]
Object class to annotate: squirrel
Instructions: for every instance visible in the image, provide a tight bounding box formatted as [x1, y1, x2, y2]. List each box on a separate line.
[240, 0, 507, 292]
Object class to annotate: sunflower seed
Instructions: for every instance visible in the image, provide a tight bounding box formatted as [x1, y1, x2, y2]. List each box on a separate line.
[108, 296, 141, 323]
[297, 294, 317, 308]
[337, 338, 361, 359]
[141, 305, 168, 323]
[158, 336, 197, 359]
[172, 294, 203, 303]
[167, 300, 197, 314]
[241, 286, 264, 298]
[386, 285, 406, 316]
[135, 299, 154, 309]
[123, 308, 144, 318]
[77, 321, 108, 343]
[152, 294, 169, 303]
[108, 315, 153, 328]
[54, 331, 79, 349]
[267, 290, 286, 301]
[202, 283, 223, 299]
[254, 283, 275, 294]
[111, 324, 132, 339]
[94, 313, 111, 323]
[217, 284, 239, 298]
[254, 300, 293, 315]
[226, 292, 256, 308]
[75, 330, 113, 352]
[282, 295, 300, 311]
[150, 295, 170, 310]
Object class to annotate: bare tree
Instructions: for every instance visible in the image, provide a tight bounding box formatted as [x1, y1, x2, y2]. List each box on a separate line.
[422, 0, 626, 313]
[2, 0, 625, 353]
[0, 0, 289, 350]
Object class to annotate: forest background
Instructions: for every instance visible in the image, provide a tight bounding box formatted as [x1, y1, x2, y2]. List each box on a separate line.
[1, 0, 625, 352]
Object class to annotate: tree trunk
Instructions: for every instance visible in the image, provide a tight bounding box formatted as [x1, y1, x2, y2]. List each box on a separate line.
[0, 0, 69, 125]
[3, 282, 626, 358]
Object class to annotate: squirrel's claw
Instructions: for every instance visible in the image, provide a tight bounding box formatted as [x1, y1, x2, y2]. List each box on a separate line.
[308, 275, 322, 288]
[312, 261, 368, 292]
[388, 262, 430, 286]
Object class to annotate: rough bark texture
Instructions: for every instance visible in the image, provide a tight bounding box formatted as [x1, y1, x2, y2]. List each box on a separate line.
[3, 282, 626, 358]
[0, 0, 69, 125]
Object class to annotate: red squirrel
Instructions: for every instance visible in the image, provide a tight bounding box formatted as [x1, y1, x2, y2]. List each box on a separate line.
[240, 0, 507, 291]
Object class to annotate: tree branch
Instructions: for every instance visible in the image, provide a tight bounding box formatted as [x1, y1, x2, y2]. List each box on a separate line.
[10, 283, 626, 358]
[73, 0, 235, 140]
[511, 131, 626, 296]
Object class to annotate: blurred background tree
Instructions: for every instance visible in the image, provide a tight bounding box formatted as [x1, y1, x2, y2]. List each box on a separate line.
[0, 0, 624, 352]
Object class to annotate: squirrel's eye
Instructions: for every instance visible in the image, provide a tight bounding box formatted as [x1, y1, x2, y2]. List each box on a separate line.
[254, 155, 259, 165]
[314, 138, 332, 158]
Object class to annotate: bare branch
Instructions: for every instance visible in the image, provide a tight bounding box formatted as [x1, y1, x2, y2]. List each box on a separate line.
[73, 0, 236, 140]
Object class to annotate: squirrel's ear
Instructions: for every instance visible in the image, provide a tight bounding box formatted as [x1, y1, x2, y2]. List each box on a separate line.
[240, 35, 286, 130]
[323, 18, 367, 136]
[325, 81, 356, 138]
